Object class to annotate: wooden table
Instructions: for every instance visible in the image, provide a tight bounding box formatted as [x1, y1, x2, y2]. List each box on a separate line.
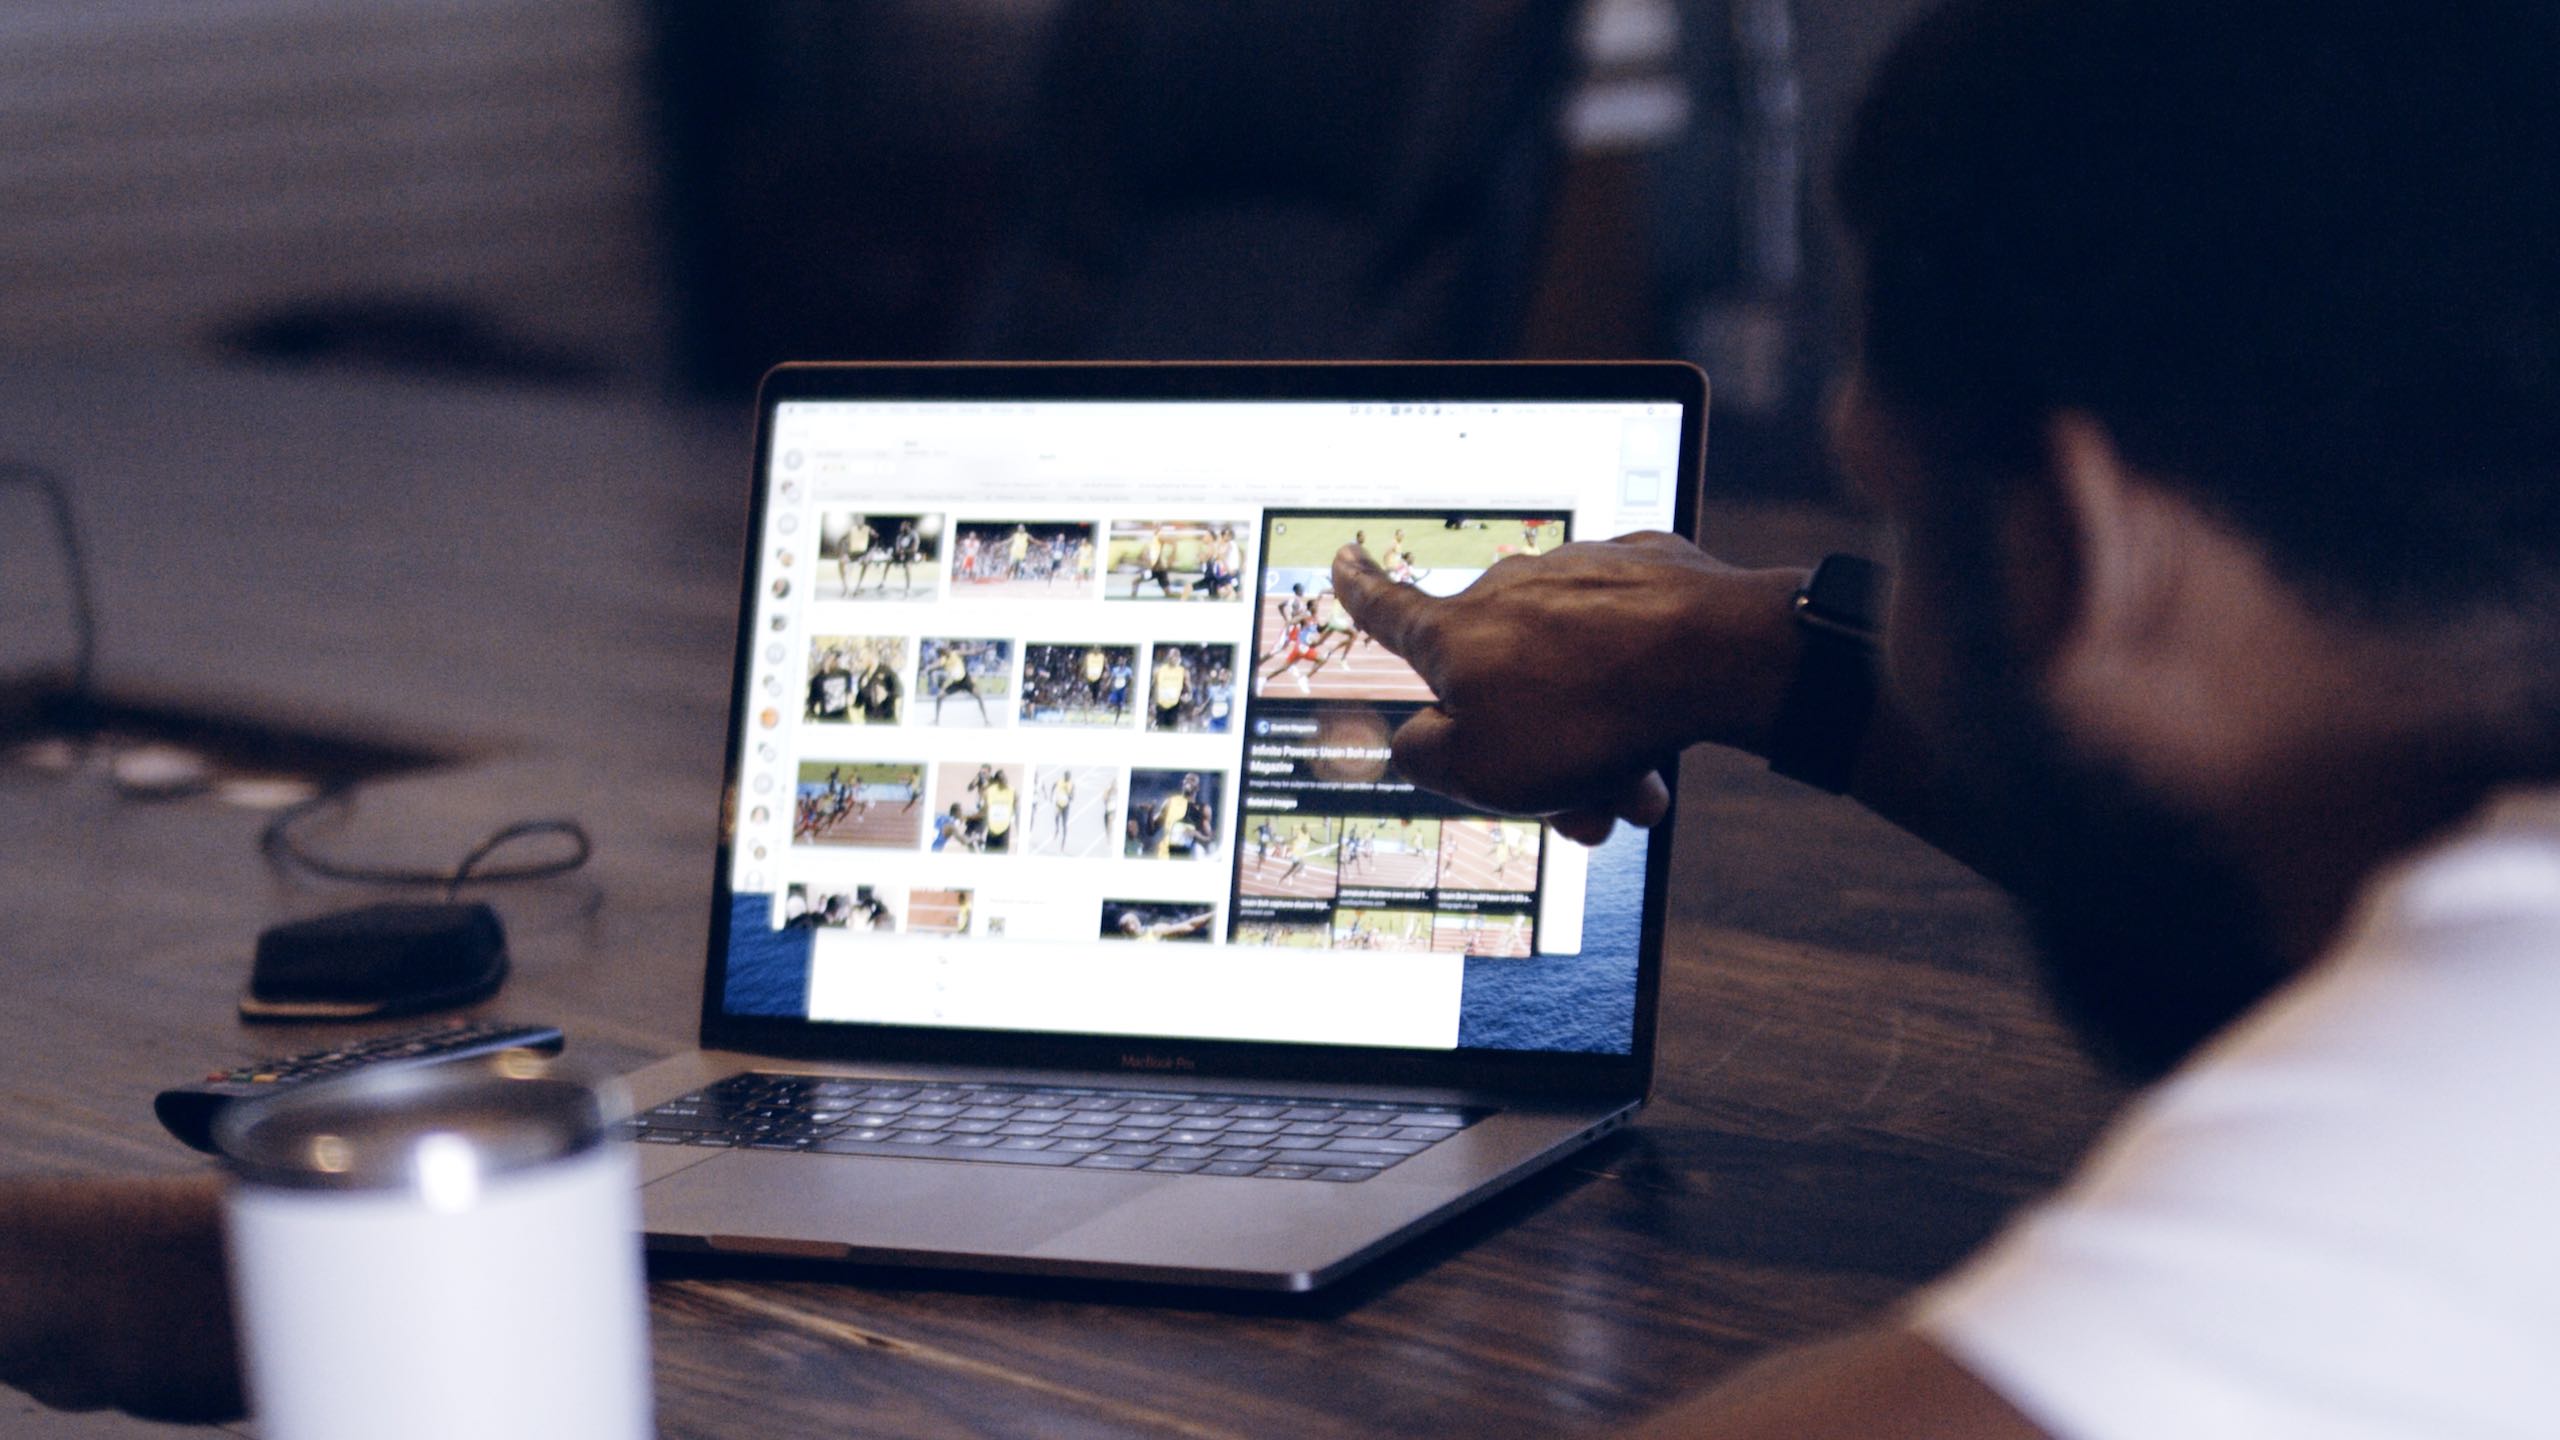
[0, 364, 2128, 1438]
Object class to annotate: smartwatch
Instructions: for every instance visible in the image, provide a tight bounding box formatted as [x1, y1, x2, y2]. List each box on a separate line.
[1767, 554, 1883, 793]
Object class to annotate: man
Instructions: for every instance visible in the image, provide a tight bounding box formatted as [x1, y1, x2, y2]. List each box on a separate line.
[1150, 645, 1190, 730]
[837, 514, 874, 595]
[931, 641, 988, 725]
[10, 0, 2555, 1428]
[1334, 2, 2560, 1435]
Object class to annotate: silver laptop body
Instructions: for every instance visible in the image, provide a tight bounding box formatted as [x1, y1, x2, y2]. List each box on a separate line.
[625, 361, 1704, 1291]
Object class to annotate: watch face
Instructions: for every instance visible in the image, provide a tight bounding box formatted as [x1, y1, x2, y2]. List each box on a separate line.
[1801, 554, 1884, 640]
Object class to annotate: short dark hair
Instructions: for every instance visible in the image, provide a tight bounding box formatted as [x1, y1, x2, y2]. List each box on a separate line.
[1839, 0, 2560, 618]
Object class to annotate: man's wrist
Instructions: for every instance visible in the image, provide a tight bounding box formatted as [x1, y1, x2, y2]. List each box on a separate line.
[1683, 565, 1816, 761]
[1767, 556, 1885, 792]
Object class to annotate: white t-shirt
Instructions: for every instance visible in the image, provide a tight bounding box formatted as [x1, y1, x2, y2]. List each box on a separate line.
[1916, 787, 2560, 1440]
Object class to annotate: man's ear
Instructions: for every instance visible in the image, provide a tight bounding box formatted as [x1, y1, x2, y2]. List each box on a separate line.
[2047, 413, 2178, 659]
[2039, 412, 2215, 753]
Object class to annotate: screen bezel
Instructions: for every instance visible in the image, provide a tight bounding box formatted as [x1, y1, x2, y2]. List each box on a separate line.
[700, 361, 1706, 1100]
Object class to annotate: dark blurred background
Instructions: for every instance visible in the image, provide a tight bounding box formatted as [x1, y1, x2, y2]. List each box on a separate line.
[2, 0, 1934, 496]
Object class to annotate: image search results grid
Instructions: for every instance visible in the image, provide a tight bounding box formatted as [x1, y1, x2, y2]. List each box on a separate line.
[759, 509, 1252, 964]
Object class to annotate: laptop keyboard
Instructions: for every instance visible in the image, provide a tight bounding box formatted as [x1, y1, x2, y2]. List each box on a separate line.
[625, 1072, 1485, 1183]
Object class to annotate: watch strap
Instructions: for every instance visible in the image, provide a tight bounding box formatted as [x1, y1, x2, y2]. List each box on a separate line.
[1768, 555, 1882, 793]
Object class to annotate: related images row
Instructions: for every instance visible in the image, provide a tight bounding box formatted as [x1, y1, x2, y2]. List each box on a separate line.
[1232, 908, 1533, 957]
[805, 636, 1236, 733]
[808, 516, 1250, 605]
[785, 762, 1227, 862]
[1237, 816, 1541, 902]
[783, 884, 1214, 943]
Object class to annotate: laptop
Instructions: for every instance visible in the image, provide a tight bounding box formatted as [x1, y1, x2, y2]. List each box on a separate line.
[620, 361, 1706, 1291]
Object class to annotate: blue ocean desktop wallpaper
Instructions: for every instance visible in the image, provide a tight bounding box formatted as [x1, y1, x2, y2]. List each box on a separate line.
[720, 822, 1643, 1053]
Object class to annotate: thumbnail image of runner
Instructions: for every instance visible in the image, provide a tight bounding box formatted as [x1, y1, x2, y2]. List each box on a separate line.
[804, 635, 909, 725]
[1099, 900, 1215, 941]
[1232, 921, 1330, 948]
[1026, 764, 1119, 858]
[928, 761, 1023, 854]
[918, 637, 1012, 728]
[1144, 642, 1236, 733]
[907, 887, 973, 937]
[1106, 520, 1247, 602]
[1252, 511, 1570, 702]
[1432, 910, 1532, 957]
[949, 521, 1097, 599]
[781, 883, 897, 932]
[1124, 768, 1222, 860]
[1333, 817, 1441, 889]
[1019, 643, 1137, 727]
[1435, 819, 1542, 895]
[820, 513, 941, 600]
[1330, 908, 1435, 952]
[1240, 815, 1342, 900]
[793, 762, 925, 848]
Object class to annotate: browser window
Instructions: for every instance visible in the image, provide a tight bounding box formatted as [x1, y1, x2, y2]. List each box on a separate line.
[722, 398, 1683, 1053]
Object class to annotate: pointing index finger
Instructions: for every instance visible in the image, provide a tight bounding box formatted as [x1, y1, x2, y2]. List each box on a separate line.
[1331, 543, 1437, 662]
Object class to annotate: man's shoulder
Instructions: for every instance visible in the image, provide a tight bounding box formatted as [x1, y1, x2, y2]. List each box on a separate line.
[1915, 784, 2560, 1440]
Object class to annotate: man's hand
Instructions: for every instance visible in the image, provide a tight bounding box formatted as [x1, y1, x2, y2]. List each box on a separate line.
[1332, 534, 1808, 842]
[0, 1174, 245, 1422]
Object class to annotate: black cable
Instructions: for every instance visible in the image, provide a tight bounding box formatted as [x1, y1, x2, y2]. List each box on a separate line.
[0, 461, 100, 702]
[261, 787, 593, 900]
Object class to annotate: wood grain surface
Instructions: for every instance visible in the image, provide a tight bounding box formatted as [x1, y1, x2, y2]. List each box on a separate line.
[0, 367, 2130, 1437]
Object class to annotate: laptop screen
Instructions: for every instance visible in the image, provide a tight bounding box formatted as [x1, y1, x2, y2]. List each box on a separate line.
[711, 365, 1701, 1063]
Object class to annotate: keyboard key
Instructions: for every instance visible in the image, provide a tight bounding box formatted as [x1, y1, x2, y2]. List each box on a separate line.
[1256, 1164, 1320, 1180]
[1336, 1124, 1397, 1140]
[1173, 1102, 1231, 1116]
[997, 1136, 1057, 1151]
[1326, 1137, 1431, 1156]
[1225, 1105, 1285, 1119]
[1145, 1159, 1208, 1174]
[1202, 1161, 1263, 1177]
[971, 1147, 1087, 1167]
[1394, 1127, 1457, 1142]
[1280, 1108, 1343, 1122]
[1313, 1167, 1378, 1183]
[1157, 1145, 1219, 1160]
[1280, 1122, 1343, 1138]
[996, 1122, 1060, 1137]
[1121, 1100, 1178, 1114]
[1014, 1108, 1074, 1124]
[1214, 1146, 1276, 1163]
[1072, 1153, 1151, 1170]
[1224, 1118, 1286, 1134]
[1051, 1139, 1111, 1155]
[887, 1131, 946, 1146]
[946, 1119, 1002, 1134]
[1053, 1123, 1113, 1140]
[1160, 1129, 1226, 1147]
[1391, 1112, 1467, 1128]
[944, 1133, 1003, 1149]
[1104, 1142, 1164, 1157]
[1269, 1150, 1391, 1169]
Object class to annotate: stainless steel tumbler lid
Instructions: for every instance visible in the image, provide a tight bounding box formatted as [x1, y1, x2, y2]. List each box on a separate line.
[216, 1056, 613, 1194]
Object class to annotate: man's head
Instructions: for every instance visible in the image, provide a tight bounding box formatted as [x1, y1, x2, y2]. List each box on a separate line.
[1833, 0, 2560, 1077]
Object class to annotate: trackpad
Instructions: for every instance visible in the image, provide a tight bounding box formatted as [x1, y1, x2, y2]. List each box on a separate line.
[643, 1150, 1147, 1256]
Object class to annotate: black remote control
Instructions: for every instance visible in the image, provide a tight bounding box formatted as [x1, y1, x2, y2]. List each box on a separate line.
[154, 1019, 566, 1153]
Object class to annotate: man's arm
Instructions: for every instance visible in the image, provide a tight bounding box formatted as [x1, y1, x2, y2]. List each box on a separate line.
[0, 1173, 245, 1422]
[1626, 1325, 2046, 1439]
[1328, 537, 2000, 873]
